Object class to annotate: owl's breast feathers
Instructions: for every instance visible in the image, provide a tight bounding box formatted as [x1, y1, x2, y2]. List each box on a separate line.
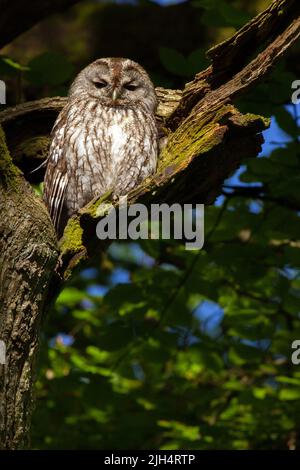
[43, 98, 158, 236]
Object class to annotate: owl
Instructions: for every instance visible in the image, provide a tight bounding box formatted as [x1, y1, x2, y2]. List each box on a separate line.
[43, 57, 159, 237]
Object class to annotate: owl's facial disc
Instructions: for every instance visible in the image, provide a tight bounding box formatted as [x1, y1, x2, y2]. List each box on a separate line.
[68, 58, 157, 112]
[88, 64, 144, 105]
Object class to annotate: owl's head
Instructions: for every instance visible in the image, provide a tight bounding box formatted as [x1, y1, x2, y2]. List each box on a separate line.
[69, 57, 158, 113]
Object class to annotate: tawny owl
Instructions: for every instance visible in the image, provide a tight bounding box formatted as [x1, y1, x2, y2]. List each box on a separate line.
[43, 57, 159, 237]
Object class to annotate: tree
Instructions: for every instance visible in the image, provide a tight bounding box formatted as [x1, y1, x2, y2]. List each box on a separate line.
[0, 0, 300, 449]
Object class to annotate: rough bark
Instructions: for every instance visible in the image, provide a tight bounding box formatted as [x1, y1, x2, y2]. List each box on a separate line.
[0, 128, 58, 449]
[0, 0, 299, 449]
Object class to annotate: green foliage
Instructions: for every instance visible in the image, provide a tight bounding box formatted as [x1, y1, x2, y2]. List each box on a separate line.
[0, 52, 74, 102]
[193, 0, 252, 28]
[26, 52, 74, 87]
[32, 90, 300, 448]
[0, 56, 29, 74]
[159, 47, 208, 78]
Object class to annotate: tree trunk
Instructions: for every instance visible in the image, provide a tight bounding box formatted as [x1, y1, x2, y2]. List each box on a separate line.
[0, 127, 58, 449]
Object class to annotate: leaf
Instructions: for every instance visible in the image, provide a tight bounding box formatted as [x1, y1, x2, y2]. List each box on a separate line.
[275, 107, 299, 137]
[0, 56, 28, 76]
[187, 48, 209, 75]
[26, 52, 74, 86]
[1, 56, 29, 72]
[158, 420, 201, 442]
[159, 47, 190, 77]
[104, 283, 146, 316]
[56, 287, 87, 307]
[200, 0, 251, 28]
[98, 322, 134, 351]
[279, 388, 300, 401]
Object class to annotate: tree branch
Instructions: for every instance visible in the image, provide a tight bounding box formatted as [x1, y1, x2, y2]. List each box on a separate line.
[169, 0, 300, 125]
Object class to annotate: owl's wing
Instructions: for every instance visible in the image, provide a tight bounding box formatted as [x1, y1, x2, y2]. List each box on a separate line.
[43, 111, 69, 235]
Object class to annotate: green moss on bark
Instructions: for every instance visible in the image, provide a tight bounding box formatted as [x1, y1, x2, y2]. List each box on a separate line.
[59, 218, 84, 255]
[0, 126, 21, 187]
[159, 104, 233, 170]
[159, 106, 269, 172]
[80, 190, 114, 219]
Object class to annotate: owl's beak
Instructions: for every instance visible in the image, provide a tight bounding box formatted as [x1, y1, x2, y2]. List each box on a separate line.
[112, 87, 120, 102]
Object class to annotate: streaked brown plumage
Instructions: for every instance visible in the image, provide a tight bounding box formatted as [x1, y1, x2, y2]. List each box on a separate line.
[43, 57, 159, 237]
